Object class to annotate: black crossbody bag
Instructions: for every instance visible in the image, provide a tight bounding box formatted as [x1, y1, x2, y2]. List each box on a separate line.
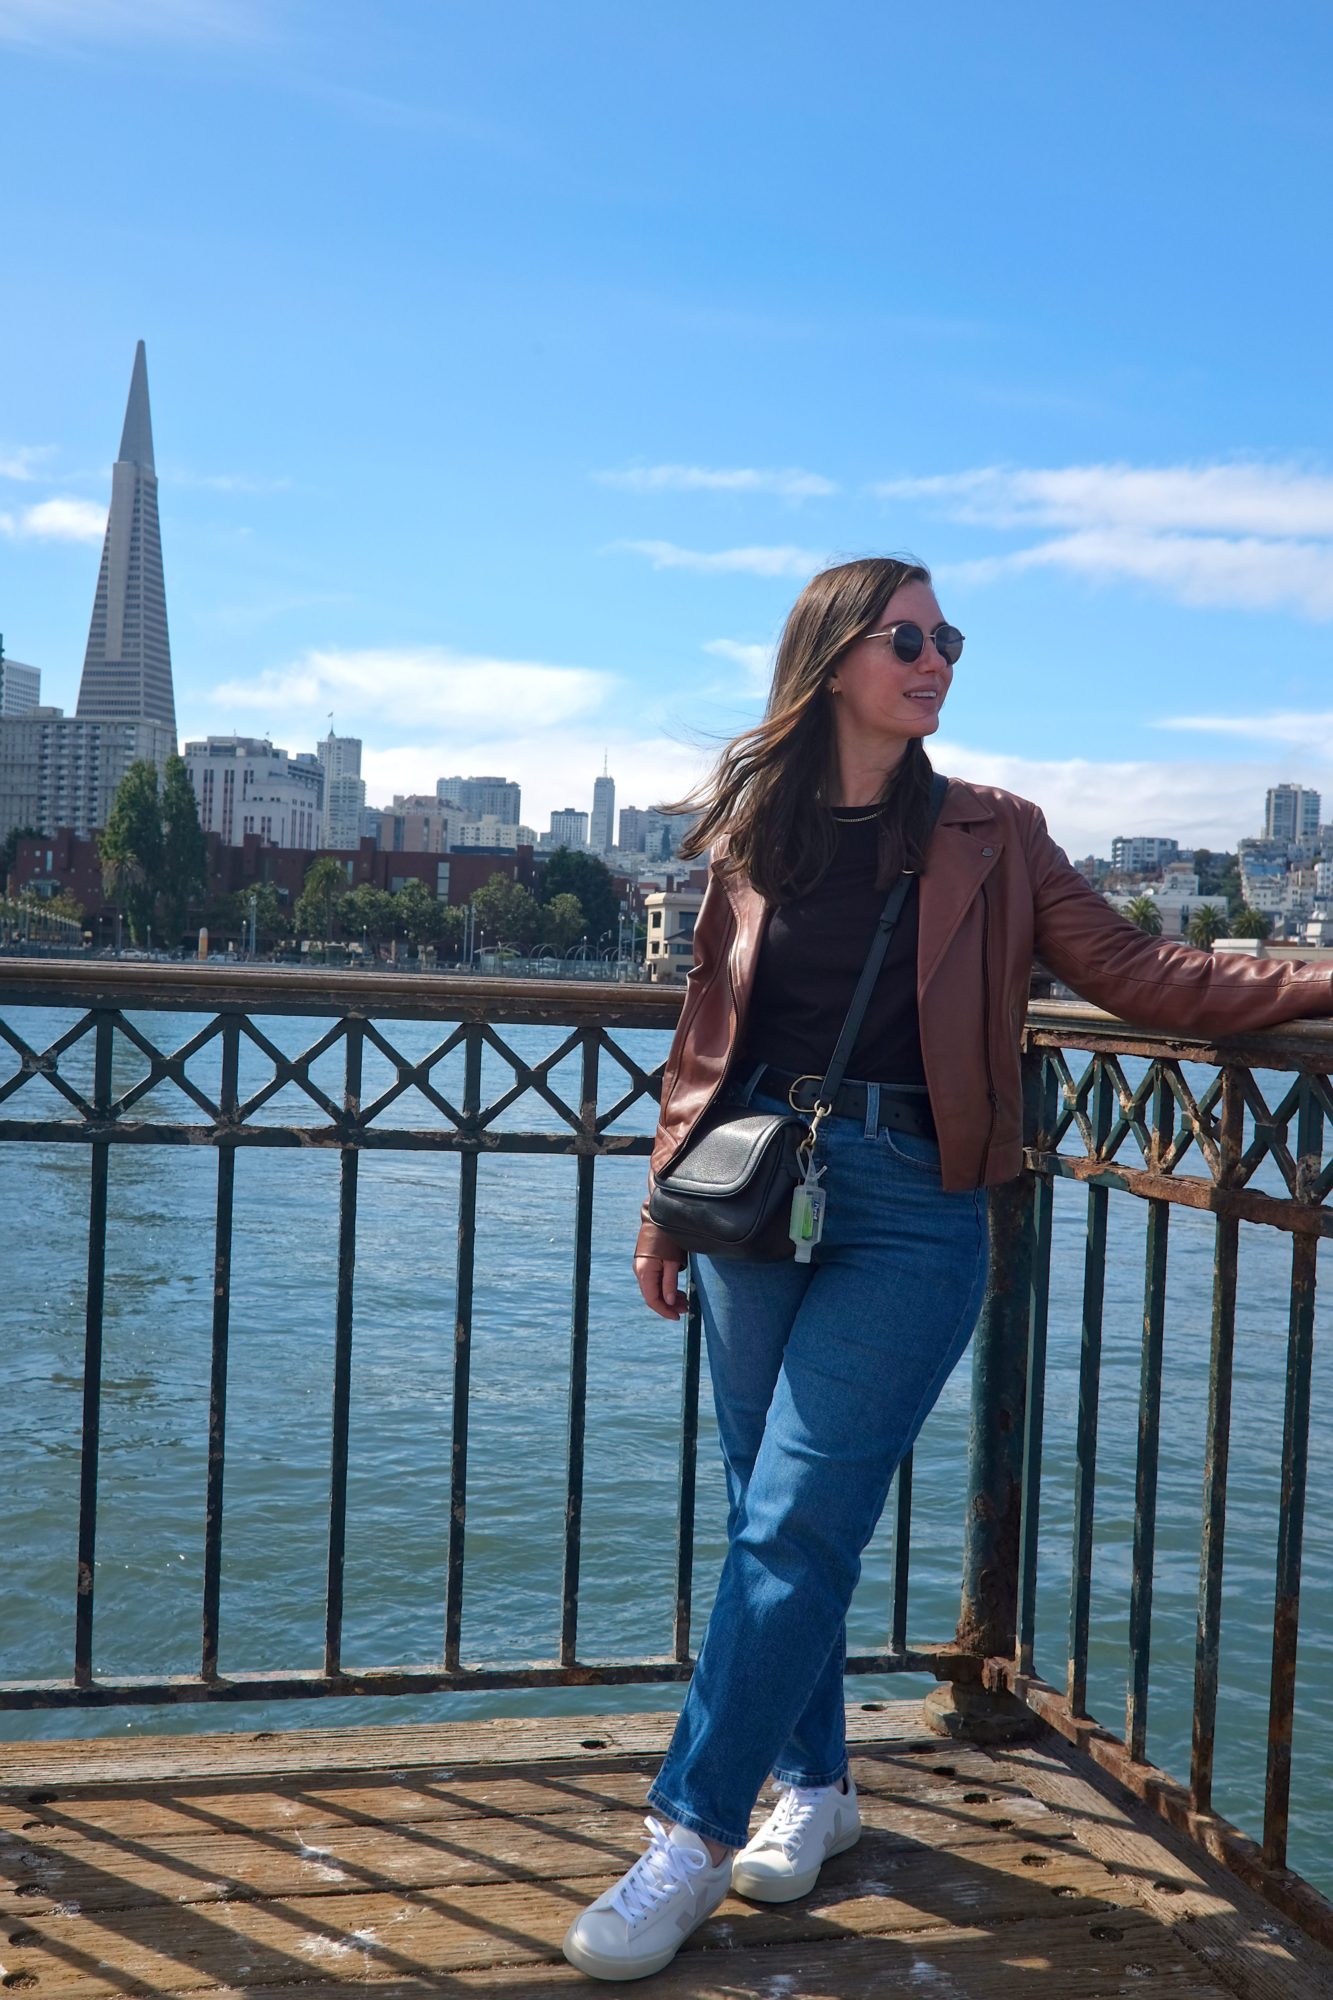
[647, 773, 949, 1261]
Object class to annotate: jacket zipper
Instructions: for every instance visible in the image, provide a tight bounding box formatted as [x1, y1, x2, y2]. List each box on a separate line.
[979, 880, 998, 1180]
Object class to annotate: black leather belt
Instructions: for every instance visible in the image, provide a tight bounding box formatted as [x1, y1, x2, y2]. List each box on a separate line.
[754, 1063, 937, 1140]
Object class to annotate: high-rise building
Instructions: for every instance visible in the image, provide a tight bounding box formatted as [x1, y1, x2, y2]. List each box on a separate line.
[590, 761, 615, 855]
[1265, 784, 1321, 844]
[436, 774, 521, 824]
[618, 806, 675, 859]
[184, 736, 323, 849]
[324, 773, 367, 850]
[0, 344, 177, 840]
[449, 815, 521, 851]
[318, 732, 364, 848]
[378, 794, 455, 853]
[1110, 835, 1180, 874]
[76, 341, 176, 734]
[0, 647, 41, 717]
[546, 807, 588, 850]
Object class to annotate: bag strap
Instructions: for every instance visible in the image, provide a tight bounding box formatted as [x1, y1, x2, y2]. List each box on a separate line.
[813, 771, 950, 1112]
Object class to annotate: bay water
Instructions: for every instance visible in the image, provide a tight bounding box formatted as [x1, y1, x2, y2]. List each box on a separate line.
[1, 1007, 1329, 1896]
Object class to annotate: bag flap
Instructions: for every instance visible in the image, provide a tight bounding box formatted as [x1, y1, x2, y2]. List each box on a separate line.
[658, 1110, 802, 1200]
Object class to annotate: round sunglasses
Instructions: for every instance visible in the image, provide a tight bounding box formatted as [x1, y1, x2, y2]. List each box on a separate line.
[864, 620, 965, 667]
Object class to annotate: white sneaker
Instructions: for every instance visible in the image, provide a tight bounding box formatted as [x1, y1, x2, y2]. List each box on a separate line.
[561, 1815, 733, 1982]
[730, 1774, 861, 1902]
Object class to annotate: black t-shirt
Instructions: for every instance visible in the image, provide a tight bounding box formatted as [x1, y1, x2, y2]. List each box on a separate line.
[737, 809, 926, 1086]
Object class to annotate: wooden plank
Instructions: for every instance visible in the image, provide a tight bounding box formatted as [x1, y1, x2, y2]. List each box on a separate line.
[0, 1742, 1038, 1844]
[0, 1786, 1092, 1916]
[167, 1908, 1229, 1999]
[991, 1738, 1333, 2000]
[0, 1702, 931, 1788]
[0, 1833, 1131, 1994]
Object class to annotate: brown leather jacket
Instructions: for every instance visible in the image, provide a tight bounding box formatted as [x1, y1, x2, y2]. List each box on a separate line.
[636, 777, 1333, 1263]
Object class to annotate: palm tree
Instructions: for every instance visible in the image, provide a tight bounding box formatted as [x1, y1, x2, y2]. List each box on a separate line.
[1186, 904, 1230, 949]
[1230, 905, 1272, 940]
[1123, 895, 1162, 936]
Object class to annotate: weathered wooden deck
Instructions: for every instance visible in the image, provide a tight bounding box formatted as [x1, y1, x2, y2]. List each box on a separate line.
[2, 1703, 1330, 1999]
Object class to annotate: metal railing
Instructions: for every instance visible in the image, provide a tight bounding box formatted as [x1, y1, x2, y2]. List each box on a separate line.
[0, 961, 1329, 1944]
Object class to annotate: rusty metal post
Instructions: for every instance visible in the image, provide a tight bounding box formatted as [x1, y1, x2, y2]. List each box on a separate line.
[924, 1047, 1043, 1742]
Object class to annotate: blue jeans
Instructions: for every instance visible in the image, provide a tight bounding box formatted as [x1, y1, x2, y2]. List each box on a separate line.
[645, 1076, 990, 1851]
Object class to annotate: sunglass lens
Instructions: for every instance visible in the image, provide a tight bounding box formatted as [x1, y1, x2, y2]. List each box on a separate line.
[934, 624, 964, 665]
[890, 622, 924, 663]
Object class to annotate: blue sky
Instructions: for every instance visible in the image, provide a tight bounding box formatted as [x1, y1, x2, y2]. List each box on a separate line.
[3, 0, 1333, 854]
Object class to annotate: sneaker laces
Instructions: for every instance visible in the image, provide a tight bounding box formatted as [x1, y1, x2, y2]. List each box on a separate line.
[756, 1783, 829, 1859]
[609, 1815, 709, 1925]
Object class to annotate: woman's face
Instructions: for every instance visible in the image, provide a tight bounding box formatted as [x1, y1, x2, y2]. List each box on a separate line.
[829, 577, 954, 744]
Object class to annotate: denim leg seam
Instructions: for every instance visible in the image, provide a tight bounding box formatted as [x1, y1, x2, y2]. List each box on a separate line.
[643, 1785, 748, 1853]
[770, 1757, 849, 1790]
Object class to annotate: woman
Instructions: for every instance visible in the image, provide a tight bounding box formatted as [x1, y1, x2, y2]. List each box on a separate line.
[562, 556, 1333, 1983]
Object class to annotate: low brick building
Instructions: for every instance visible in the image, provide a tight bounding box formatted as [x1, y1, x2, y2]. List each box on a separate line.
[7, 828, 541, 942]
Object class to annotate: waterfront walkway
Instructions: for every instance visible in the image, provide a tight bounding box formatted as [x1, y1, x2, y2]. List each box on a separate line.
[3, 1703, 1330, 1999]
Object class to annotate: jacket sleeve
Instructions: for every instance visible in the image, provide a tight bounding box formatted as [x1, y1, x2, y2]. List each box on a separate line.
[1026, 806, 1333, 1036]
[633, 860, 733, 1265]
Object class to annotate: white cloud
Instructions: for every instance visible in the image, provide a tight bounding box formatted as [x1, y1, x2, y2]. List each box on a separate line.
[1154, 708, 1333, 751]
[190, 642, 724, 833]
[885, 459, 1333, 621]
[358, 729, 715, 830]
[211, 645, 614, 735]
[877, 461, 1333, 538]
[614, 539, 826, 578]
[931, 733, 1333, 856]
[597, 464, 836, 500]
[0, 496, 105, 542]
[703, 638, 773, 689]
[0, 445, 55, 482]
[943, 529, 1333, 619]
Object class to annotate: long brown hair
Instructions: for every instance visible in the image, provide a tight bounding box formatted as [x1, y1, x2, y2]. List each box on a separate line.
[660, 556, 941, 903]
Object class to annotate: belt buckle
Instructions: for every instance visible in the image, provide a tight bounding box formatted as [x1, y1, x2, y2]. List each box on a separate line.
[786, 1072, 822, 1113]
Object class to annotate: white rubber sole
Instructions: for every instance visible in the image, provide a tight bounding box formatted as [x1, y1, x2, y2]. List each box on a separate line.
[561, 1878, 732, 1982]
[561, 1924, 685, 1982]
[730, 1820, 862, 1903]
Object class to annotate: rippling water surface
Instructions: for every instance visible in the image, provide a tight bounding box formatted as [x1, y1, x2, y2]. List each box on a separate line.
[1, 1008, 1329, 1896]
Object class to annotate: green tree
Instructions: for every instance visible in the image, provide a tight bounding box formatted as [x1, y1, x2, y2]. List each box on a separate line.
[1186, 904, 1230, 949]
[99, 760, 164, 944]
[343, 882, 398, 949]
[159, 753, 208, 942]
[471, 871, 542, 951]
[296, 856, 349, 944]
[432, 902, 468, 959]
[540, 891, 586, 952]
[1193, 847, 1242, 911]
[1123, 895, 1163, 936]
[1230, 905, 1273, 940]
[1, 823, 39, 894]
[17, 886, 85, 926]
[538, 848, 619, 943]
[393, 877, 441, 949]
[230, 882, 290, 952]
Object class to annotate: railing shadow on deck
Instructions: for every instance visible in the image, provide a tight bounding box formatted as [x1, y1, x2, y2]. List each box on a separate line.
[0, 958, 1329, 1948]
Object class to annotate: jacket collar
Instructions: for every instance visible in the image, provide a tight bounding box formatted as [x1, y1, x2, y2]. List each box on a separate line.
[934, 776, 996, 826]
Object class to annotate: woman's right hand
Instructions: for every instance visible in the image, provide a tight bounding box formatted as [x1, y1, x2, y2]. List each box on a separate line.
[634, 1254, 686, 1321]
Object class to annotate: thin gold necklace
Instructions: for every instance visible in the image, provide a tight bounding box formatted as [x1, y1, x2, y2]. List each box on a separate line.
[829, 803, 883, 822]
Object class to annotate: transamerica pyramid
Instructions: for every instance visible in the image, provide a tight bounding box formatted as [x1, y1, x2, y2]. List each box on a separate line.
[76, 341, 177, 733]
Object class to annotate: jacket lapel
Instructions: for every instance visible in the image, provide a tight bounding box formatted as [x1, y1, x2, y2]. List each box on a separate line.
[716, 776, 1001, 1004]
[918, 781, 1002, 995]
